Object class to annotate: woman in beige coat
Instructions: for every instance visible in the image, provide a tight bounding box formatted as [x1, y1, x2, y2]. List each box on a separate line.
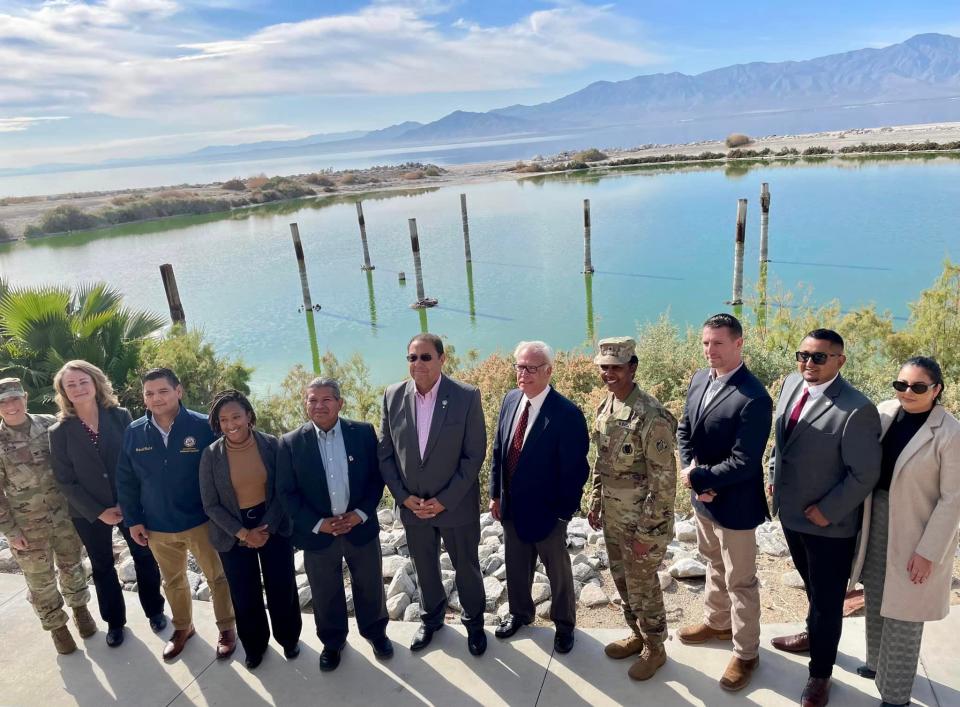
[850, 356, 960, 707]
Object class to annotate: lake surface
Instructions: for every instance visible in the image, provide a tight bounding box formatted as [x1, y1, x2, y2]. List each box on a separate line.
[3, 156, 958, 391]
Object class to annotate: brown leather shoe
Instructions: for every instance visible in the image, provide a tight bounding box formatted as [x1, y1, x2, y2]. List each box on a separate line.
[771, 631, 809, 653]
[162, 626, 196, 661]
[719, 655, 759, 691]
[677, 622, 733, 645]
[801, 677, 831, 707]
[216, 628, 237, 659]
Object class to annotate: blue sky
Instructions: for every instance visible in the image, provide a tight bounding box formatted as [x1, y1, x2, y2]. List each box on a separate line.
[1, 0, 958, 168]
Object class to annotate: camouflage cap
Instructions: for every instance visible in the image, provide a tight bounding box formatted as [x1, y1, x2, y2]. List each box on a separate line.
[594, 337, 637, 365]
[0, 378, 26, 401]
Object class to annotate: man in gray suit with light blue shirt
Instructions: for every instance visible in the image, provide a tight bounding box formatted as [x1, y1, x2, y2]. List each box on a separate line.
[379, 333, 488, 656]
[768, 328, 882, 707]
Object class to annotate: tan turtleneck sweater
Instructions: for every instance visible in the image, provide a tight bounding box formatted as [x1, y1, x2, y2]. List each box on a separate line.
[225, 434, 267, 509]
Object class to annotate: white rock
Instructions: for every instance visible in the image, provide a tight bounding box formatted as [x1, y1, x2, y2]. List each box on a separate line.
[441, 569, 456, 582]
[587, 531, 604, 545]
[483, 576, 504, 611]
[381, 543, 397, 557]
[401, 558, 416, 576]
[298, 585, 313, 609]
[481, 524, 503, 540]
[594, 550, 609, 569]
[674, 520, 698, 543]
[579, 583, 609, 607]
[572, 581, 583, 599]
[387, 570, 416, 599]
[669, 558, 707, 578]
[482, 535, 501, 547]
[478, 544, 497, 561]
[0, 537, 8, 552]
[484, 613, 499, 626]
[124, 582, 138, 593]
[403, 602, 421, 622]
[567, 517, 590, 537]
[382, 555, 406, 579]
[345, 588, 354, 614]
[294, 551, 306, 574]
[782, 570, 805, 589]
[82, 558, 93, 578]
[480, 512, 495, 528]
[497, 603, 512, 620]
[443, 578, 456, 597]
[566, 536, 586, 550]
[536, 601, 552, 619]
[196, 582, 211, 601]
[297, 574, 310, 589]
[481, 556, 503, 576]
[448, 591, 462, 612]
[440, 554, 454, 571]
[377, 508, 395, 526]
[658, 571, 674, 590]
[531, 582, 551, 604]
[572, 563, 596, 583]
[119, 558, 138, 583]
[534, 571, 549, 585]
[570, 552, 590, 566]
[493, 565, 507, 580]
[186, 571, 202, 590]
[387, 593, 410, 620]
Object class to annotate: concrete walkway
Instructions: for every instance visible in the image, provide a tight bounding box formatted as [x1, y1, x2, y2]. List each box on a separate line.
[1, 573, 957, 706]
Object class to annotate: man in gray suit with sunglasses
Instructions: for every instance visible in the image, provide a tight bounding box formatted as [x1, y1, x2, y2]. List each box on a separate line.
[379, 333, 487, 656]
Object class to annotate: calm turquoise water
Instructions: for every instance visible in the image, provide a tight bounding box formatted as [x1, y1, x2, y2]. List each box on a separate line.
[3, 156, 958, 390]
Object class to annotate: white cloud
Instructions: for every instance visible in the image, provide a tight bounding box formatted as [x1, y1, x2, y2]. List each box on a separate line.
[0, 115, 70, 132]
[0, 1, 658, 119]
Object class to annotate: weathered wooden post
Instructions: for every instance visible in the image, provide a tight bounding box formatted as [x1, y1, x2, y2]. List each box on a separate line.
[289, 222, 321, 373]
[582, 199, 595, 274]
[356, 201, 374, 271]
[460, 193, 472, 263]
[731, 199, 747, 315]
[408, 218, 437, 308]
[584, 273, 595, 342]
[158, 264, 185, 326]
[759, 182, 771, 263]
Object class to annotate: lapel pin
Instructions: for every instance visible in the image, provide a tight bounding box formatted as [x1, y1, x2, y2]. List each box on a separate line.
[348, 455, 354, 462]
[442, 399, 448, 409]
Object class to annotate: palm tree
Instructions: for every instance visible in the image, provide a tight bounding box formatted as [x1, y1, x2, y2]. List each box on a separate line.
[0, 281, 165, 412]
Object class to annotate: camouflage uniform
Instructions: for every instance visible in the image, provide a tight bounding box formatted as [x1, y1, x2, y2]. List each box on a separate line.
[590, 339, 678, 651]
[0, 395, 90, 631]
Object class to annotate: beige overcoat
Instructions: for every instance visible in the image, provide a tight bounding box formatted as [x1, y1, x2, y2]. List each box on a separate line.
[850, 401, 960, 622]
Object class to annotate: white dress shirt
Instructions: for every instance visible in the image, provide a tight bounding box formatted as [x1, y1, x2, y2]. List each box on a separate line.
[796, 373, 839, 421]
[508, 385, 551, 448]
[311, 419, 367, 534]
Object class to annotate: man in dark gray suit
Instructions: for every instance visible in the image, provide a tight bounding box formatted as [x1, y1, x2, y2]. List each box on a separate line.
[768, 329, 881, 707]
[379, 333, 487, 656]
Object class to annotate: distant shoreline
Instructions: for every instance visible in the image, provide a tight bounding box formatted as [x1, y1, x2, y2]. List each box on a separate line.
[3, 120, 960, 242]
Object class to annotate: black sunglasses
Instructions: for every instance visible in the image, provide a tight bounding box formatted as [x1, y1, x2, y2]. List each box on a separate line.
[892, 380, 937, 394]
[795, 351, 841, 365]
[406, 353, 434, 362]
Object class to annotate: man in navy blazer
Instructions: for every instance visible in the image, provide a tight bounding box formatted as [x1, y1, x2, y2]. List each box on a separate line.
[276, 377, 389, 672]
[489, 341, 589, 654]
[676, 314, 773, 693]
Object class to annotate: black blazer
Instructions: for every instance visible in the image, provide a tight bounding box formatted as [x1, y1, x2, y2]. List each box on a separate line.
[50, 406, 133, 521]
[488, 387, 590, 543]
[276, 418, 383, 551]
[676, 365, 773, 530]
[198, 430, 291, 552]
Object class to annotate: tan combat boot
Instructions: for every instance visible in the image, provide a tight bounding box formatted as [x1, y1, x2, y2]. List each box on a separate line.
[628, 643, 667, 681]
[73, 606, 97, 638]
[604, 634, 645, 659]
[51, 625, 78, 655]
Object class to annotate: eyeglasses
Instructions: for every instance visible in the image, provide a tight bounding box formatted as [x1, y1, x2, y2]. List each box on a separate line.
[795, 351, 841, 365]
[892, 380, 937, 394]
[514, 363, 548, 375]
[406, 353, 434, 363]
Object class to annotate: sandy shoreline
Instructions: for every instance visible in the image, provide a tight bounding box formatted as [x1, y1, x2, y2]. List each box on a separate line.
[3, 120, 960, 241]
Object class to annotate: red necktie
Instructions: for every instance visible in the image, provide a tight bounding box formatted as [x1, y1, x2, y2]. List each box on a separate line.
[505, 401, 531, 480]
[785, 388, 810, 438]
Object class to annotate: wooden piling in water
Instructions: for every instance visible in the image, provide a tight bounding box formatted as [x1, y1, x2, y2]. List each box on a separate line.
[759, 183, 771, 263]
[408, 218, 437, 308]
[582, 199, 595, 274]
[356, 202, 374, 271]
[289, 223, 321, 374]
[460, 193, 472, 263]
[158, 263, 185, 326]
[731, 199, 747, 310]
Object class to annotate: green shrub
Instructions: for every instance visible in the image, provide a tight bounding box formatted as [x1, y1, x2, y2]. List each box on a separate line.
[30, 205, 100, 235]
[776, 147, 800, 156]
[305, 173, 335, 187]
[221, 179, 247, 191]
[725, 133, 752, 148]
[571, 148, 608, 162]
[802, 146, 832, 156]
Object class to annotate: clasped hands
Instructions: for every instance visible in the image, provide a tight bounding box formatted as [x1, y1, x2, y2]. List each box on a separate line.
[680, 460, 717, 503]
[403, 495, 445, 519]
[318, 513, 362, 536]
[239, 524, 270, 547]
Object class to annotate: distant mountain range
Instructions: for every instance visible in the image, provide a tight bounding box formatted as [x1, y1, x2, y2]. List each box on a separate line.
[8, 33, 960, 176]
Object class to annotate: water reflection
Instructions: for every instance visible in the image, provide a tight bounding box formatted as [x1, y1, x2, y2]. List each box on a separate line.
[584, 273, 595, 343]
[465, 261, 476, 325]
[365, 270, 377, 331]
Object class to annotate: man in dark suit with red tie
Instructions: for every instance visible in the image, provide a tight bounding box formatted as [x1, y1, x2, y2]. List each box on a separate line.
[489, 341, 590, 653]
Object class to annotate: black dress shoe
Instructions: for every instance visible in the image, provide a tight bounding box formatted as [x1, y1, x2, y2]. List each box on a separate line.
[467, 629, 487, 656]
[410, 624, 442, 652]
[554, 631, 575, 654]
[318, 645, 343, 672]
[495, 615, 526, 639]
[244, 652, 264, 670]
[105, 626, 125, 647]
[856, 664, 877, 679]
[370, 635, 394, 659]
[284, 642, 301, 660]
[148, 613, 167, 632]
[880, 702, 910, 707]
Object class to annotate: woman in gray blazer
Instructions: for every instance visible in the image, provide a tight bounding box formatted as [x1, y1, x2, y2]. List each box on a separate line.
[850, 356, 960, 707]
[49, 360, 166, 647]
[199, 390, 301, 670]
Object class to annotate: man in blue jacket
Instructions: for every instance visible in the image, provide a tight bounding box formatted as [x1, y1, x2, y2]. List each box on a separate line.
[116, 368, 236, 661]
[489, 341, 589, 654]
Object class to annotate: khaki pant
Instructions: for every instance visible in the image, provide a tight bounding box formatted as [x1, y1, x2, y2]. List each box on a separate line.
[695, 512, 761, 660]
[149, 523, 234, 632]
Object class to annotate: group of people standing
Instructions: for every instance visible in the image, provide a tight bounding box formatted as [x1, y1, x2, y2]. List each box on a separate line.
[0, 319, 957, 707]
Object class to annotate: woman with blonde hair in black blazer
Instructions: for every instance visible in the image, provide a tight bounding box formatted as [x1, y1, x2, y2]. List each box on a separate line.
[850, 356, 960, 707]
[199, 390, 301, 670]
[49, 360, 166, 647]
